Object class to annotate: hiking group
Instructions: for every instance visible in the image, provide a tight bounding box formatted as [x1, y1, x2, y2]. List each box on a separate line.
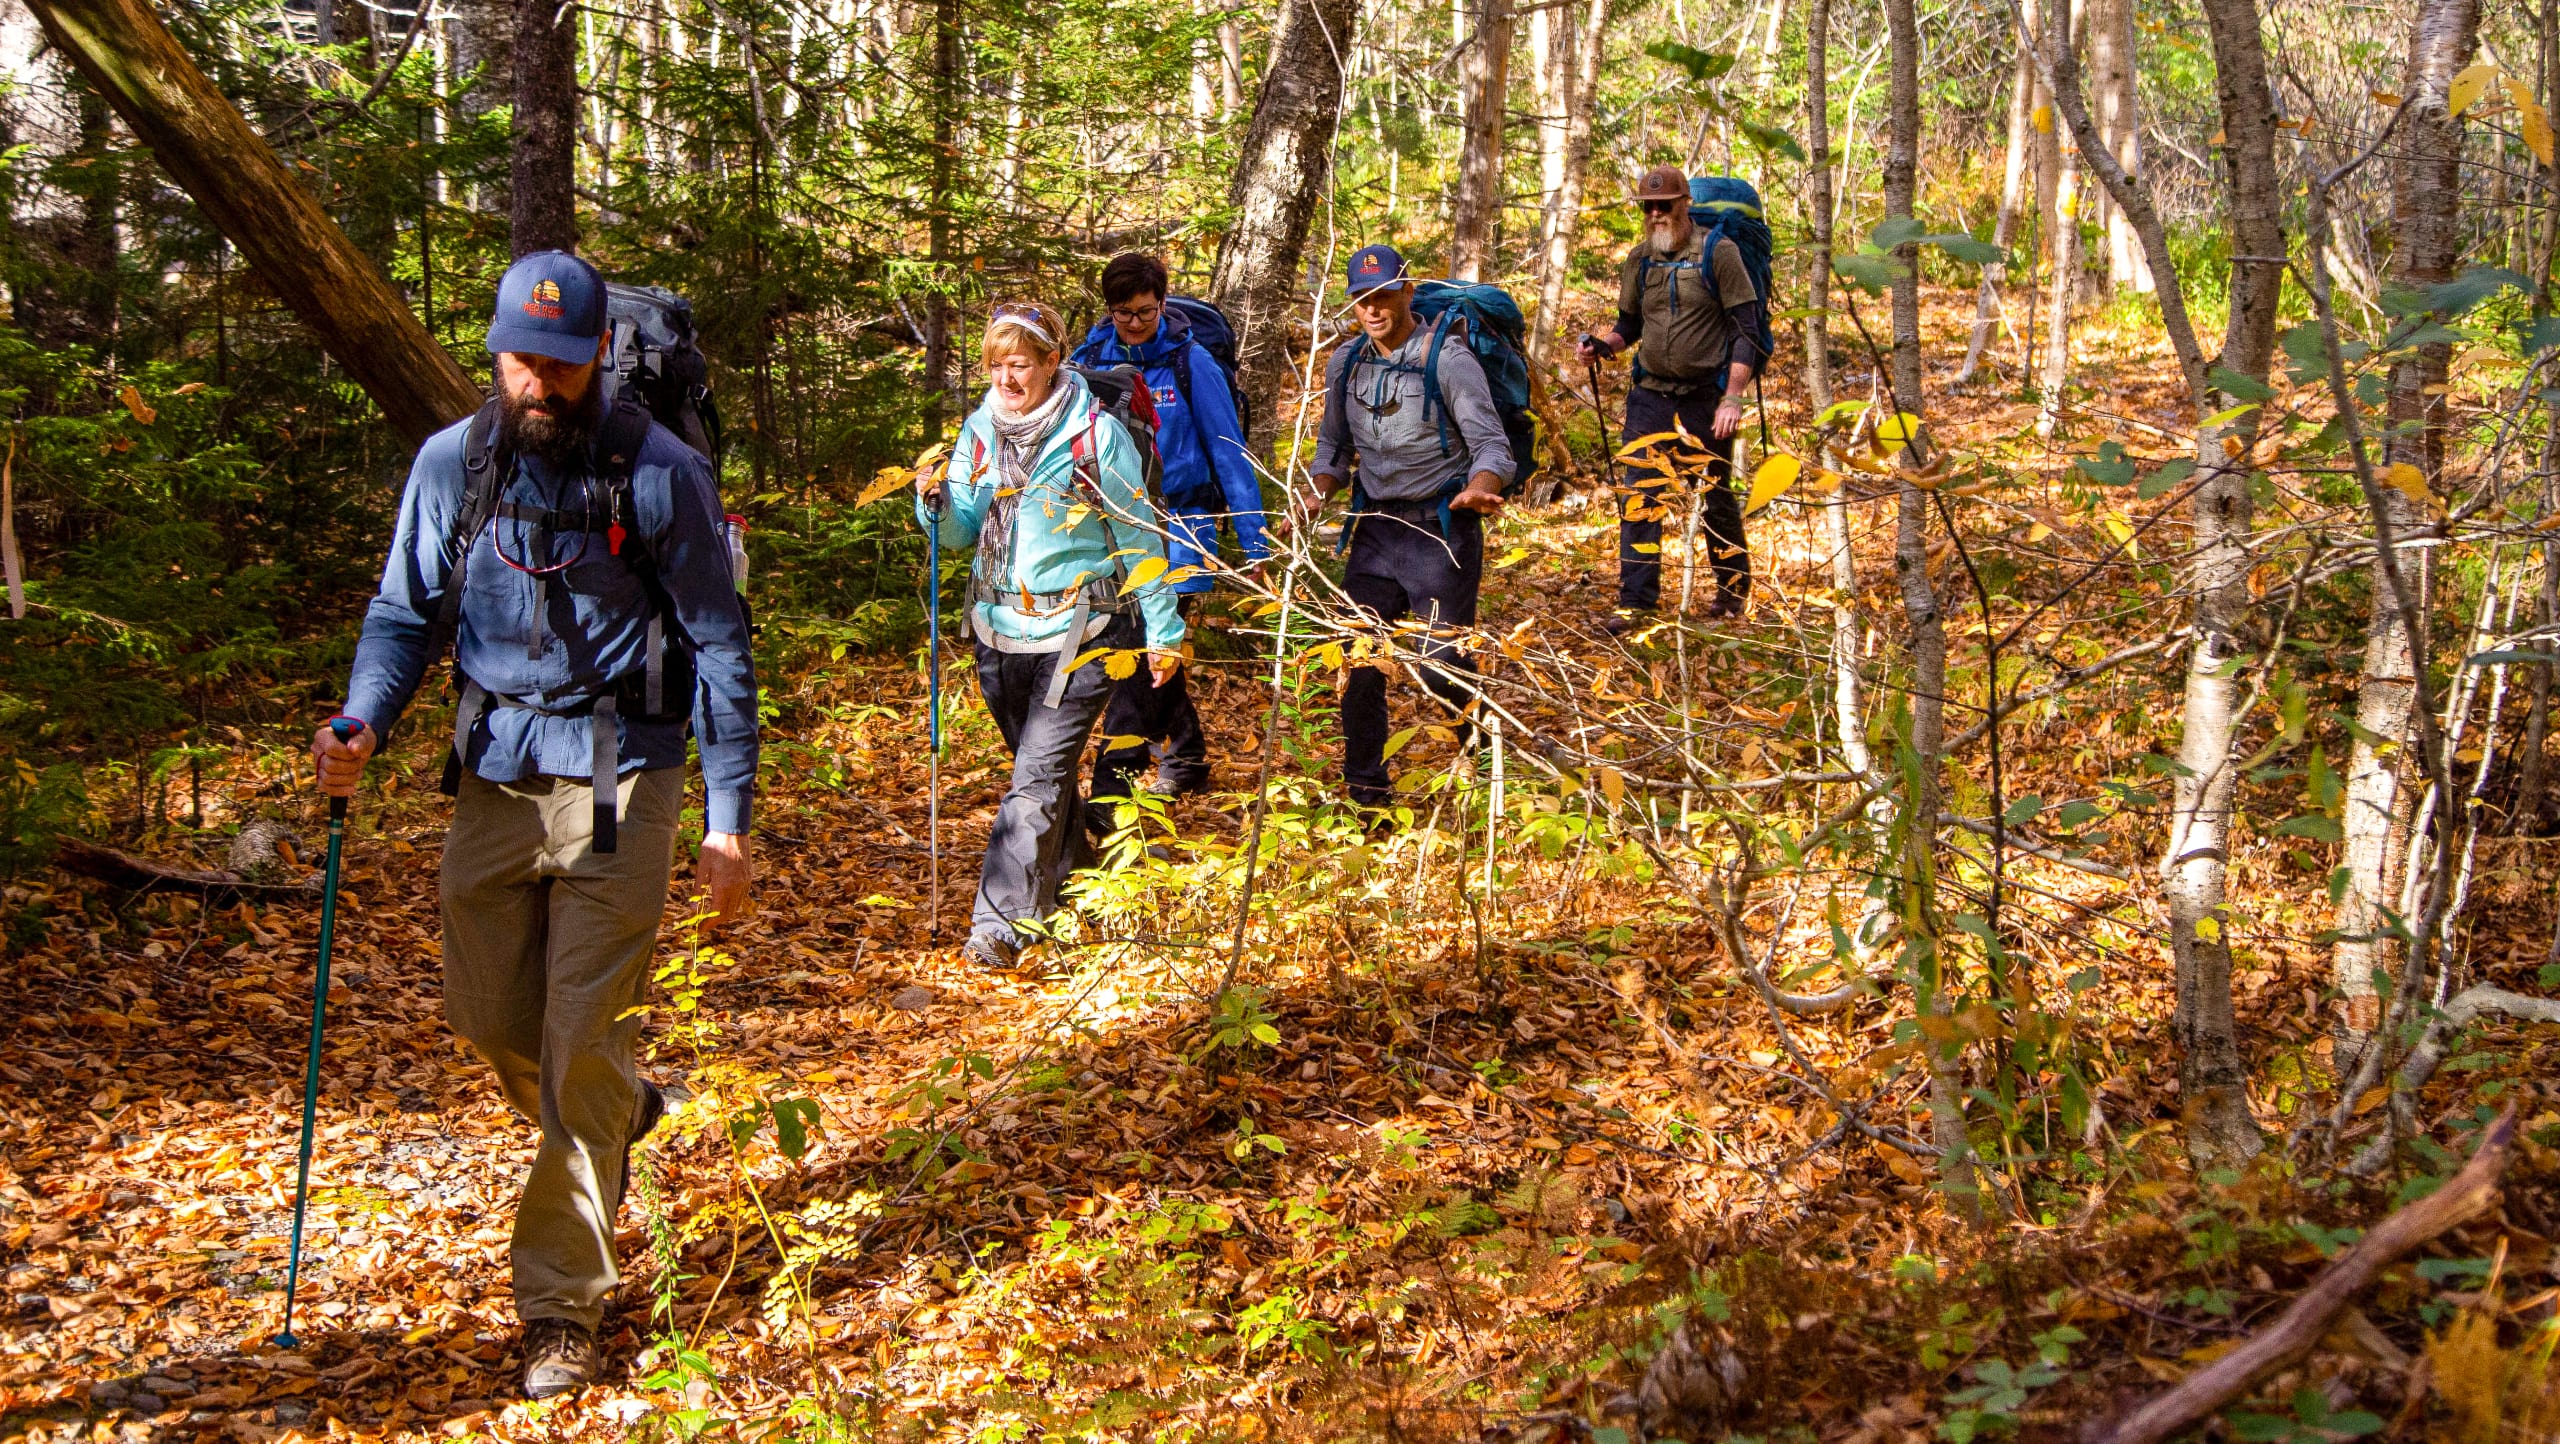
[304, 163, 1771, 1396]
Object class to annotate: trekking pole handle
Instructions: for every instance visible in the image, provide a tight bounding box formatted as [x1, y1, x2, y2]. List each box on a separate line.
[324, 717, 363, 823]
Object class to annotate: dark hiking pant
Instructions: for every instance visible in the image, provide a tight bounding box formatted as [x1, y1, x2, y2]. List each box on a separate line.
[970, 611, 1137, 951]
[1618, 384, 1749, 610]
[1094, 596, 1207, 813]
[1339, 502, 1483, 807]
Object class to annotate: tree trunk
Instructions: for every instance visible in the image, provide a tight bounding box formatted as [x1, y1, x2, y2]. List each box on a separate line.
[2332, 0, 2479, 1079]
[1450, 0, 1512, 282]
[1530, 0, 1607, 360]
[1210, 0, 1361, 442]
[20, 0, 479, 443]
[510, 0, 578, 253]
[1880, 0, 1978, 1217]
[2160, 0, 2287, 1170]
[2036, 45, 2078, 441]
[2087, 0, 2151, 292]
[922, 0, 960, 435]
[1956, 35, 2034, 387]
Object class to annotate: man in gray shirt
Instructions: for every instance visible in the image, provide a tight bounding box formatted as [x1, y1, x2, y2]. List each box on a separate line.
[1297, 243, 1510, 811]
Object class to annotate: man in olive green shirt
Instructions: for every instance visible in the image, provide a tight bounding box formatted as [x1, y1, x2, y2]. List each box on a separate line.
[1577, 164, 1766, 628]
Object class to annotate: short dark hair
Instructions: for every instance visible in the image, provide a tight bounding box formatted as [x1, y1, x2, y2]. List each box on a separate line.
[1100, 252, 1170, 308]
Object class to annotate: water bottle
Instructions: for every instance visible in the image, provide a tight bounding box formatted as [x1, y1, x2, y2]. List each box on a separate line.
[722, 514, 749, 592]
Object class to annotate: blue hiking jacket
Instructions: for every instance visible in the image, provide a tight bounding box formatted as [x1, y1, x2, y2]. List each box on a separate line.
[1074, 315, 1269, 594]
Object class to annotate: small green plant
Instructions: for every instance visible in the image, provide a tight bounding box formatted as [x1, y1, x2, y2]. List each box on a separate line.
[1941, 1357, 2060, 1441]
[2226, 1388, 2384, 1441]
[1198, 985, 1282, 1057]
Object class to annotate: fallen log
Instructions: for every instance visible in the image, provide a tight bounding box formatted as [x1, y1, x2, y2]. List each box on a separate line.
[53, 836, 319, 898]
[2085, 1106, 2517, 1444]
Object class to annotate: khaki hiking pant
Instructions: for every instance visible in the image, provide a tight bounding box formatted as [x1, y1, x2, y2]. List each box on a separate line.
[441, 768, 682, 1332]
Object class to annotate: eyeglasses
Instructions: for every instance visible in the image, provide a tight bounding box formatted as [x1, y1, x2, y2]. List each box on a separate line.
[1640, 199, 1682, 216]
[1108, 301, 1164, 325]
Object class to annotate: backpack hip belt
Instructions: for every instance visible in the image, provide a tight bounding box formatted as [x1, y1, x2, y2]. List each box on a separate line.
[967, 575, 1128, 707]
[442, 675, 655, 854]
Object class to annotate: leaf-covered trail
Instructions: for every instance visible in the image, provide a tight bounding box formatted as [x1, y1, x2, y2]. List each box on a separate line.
[9, 292, 2560, 1441]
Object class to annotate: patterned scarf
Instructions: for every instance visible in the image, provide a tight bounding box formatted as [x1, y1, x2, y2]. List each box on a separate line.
[976, 375, 1075, 603]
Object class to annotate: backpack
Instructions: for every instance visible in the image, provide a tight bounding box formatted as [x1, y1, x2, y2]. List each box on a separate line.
[1071, 295, 1253, 458]
[1066, 364, 1169, 513]
[1330, 280, 1544, 497]
[1637, 176, 1779, 372]
[1162, 296, 1251, 448]
[601, 283, 724, 466]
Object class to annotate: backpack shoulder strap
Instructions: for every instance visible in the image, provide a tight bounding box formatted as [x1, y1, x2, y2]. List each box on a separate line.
[424, 397, 509, 667]
[1419, 314, 1458, 456]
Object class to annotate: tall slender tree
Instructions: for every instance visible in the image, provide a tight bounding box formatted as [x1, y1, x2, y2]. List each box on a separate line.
[511, 0, 578, 253]
[1450, 0, 1512, 281]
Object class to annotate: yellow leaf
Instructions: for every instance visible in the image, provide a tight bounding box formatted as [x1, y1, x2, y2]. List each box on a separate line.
[2194, 915, 2221, 941]
[1103, 650, 1140, 680]
[2509, 78, 2556, 166]
[1744, 453, 1801, 516]
[1599, 766, 1625, 806]
[1808, 468, 1843, 494]
[2098, 511, 2140, 559]
[1100, 734, 1151, 751]
[2369, 90, 2400, 107]
[1064, 645, 1113, 675]
[2447, 63, 2496, 118]
[1305, 641, 1345, 672]
[1613, 431, 1684, 463]
[1161, 564, 1202, 588]
[1631, 542, 1662, 554]
[1875, 411, 1922, 444]
[2382, 462, 2433, 508]
[1382, 724, 1422, 760]
[1119, 555, 1169, 595]
[119, 385, 156, 426]
[2025, 521, 2053, 543]
[856, 466, 912, 508]
[2032, 103, 2053, 134]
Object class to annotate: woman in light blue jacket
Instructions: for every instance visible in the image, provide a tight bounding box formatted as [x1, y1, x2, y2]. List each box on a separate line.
[915, 300, 1187, 971]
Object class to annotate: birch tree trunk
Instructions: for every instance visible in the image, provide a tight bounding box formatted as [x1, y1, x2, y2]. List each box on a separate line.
[2035, 93, 2077, 438]
[1211, 0, 1361, 439]
[511, 0, 578, 253]
[2332, 0, 2479, 1078]
[1450, 0, 1513, 282]
[1955, 36, 2034, 387]
[19, 0, 479, 443]
[1530, 0, 1607, 361]
[1882, 0, 1979, 1216]
[2087, 0, 2151, 293]
[2160, 0, 2288, 1170]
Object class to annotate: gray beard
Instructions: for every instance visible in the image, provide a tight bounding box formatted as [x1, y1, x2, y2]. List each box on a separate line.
[1649, 223, 1689, 257]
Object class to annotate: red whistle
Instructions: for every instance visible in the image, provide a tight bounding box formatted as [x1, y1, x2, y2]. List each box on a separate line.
[608, 522, 627, 556]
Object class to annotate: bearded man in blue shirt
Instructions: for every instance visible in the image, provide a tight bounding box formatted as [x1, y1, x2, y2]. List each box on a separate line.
[310, 251, 756, 1401]
[1071, 253, 1270, 814]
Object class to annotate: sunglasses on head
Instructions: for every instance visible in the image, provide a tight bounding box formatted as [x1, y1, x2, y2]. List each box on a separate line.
[1640, 199, 1682, 215]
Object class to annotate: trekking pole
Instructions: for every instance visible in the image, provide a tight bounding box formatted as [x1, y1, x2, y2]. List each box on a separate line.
[925, 494, 944, 942]
[1583, 351, 1614, 482]
[277, 715, 359, 1350]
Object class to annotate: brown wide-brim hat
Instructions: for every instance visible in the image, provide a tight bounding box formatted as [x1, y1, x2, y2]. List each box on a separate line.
[1634, 164, 1689, 203]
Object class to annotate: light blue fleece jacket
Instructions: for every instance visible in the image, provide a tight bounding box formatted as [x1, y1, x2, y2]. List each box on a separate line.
[915, 372, 1187, 651]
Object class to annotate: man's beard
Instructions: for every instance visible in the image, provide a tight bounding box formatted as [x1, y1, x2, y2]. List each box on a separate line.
[1649, 219, 1689, 257]
[499, 381, 604, 471]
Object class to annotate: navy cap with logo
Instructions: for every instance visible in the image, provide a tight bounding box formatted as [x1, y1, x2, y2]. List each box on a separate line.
[486, 250, 608, 365]
[1344, 243, 1411, 299]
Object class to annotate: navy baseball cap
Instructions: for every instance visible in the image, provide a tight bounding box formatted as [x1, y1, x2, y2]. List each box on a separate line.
[1345, 244, 1410, 298]
[486, 250, 608, 364]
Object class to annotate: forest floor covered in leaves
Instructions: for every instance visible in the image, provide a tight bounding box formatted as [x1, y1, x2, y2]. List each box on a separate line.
[6, 288, 2560, 1442]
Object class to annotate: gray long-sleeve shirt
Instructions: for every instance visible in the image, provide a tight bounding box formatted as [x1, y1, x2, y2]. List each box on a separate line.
[1315, 320, 1514, 504]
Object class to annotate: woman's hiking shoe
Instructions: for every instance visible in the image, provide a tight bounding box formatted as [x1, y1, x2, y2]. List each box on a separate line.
[962, 932, 1020, 971]
[521, 1318, 599, 1399]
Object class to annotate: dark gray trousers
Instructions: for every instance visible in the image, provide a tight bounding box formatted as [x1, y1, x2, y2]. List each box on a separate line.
[1339, 503, 1483, 806]
[968, 612, 1137, 949]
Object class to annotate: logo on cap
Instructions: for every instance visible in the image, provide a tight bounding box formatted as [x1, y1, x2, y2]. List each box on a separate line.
[1358, 256, 1384, 275]
[524, 279, 565, 320]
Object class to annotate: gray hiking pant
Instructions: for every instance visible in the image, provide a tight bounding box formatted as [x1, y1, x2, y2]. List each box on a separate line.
[440, 767, 681, 1332]
[969, 612, 1139, 951]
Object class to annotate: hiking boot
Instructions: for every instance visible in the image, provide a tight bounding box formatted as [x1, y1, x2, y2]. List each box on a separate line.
[1148, 770, 1211, 798]
[521, 1318, 598, 1400]
[962, 931, 1020, 971]
[1603, 609, 1655, 637]
[1705, 592, 1747, 621]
